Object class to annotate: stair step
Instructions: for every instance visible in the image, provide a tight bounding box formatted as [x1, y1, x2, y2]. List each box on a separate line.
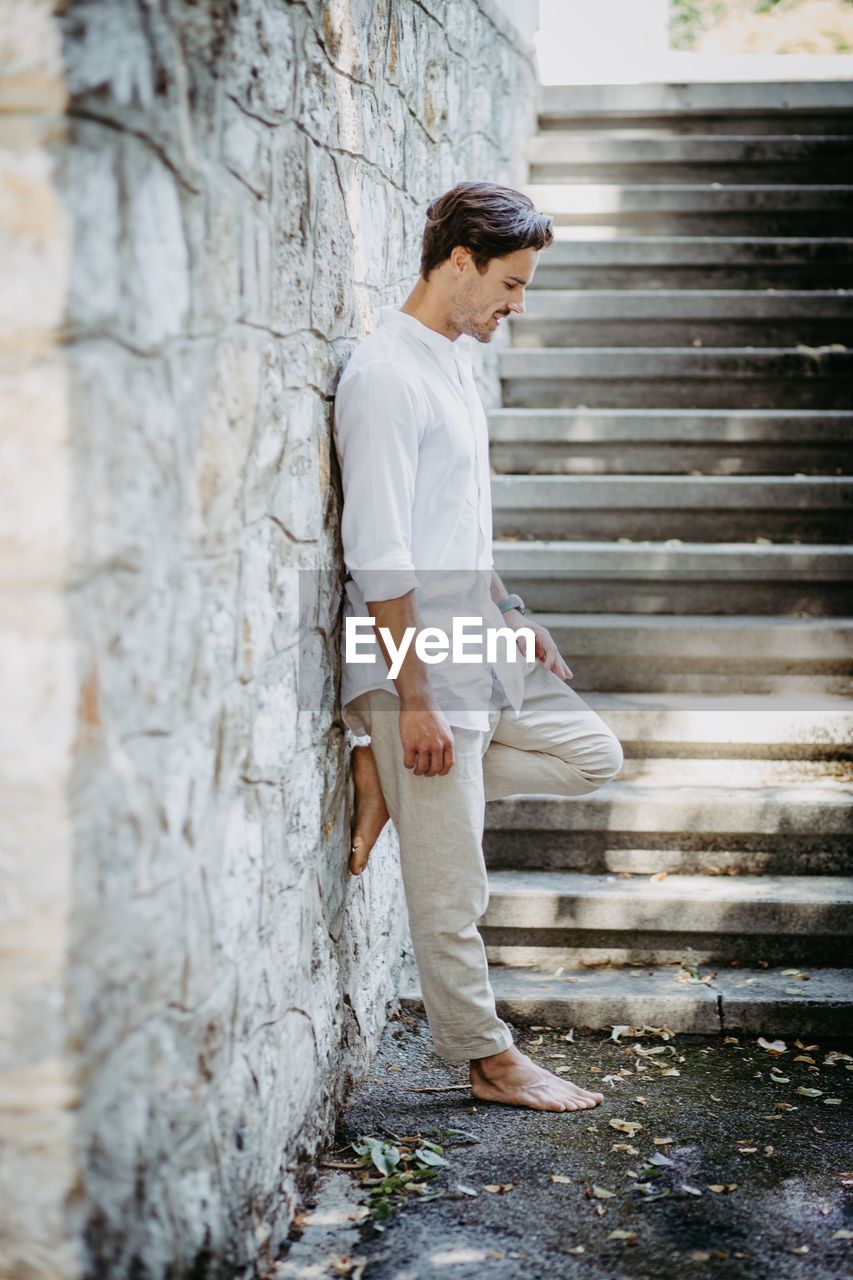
[499, 345, 853, 410]
[484, 780, 853, 875]
[522, 184, 853, 235]
[491, 474, 853, 543]
[528, 132, 853, 184]
[511, 289, 853, 348]
[480, 871, 853, 967]
[526, 613, 853, 696]
[492, 538, 853, 615]
[402, 964, 853, 1037]
[538, 80, 853, 133]
[532, 236, 853, 290]
[575, 690, 853, 760]
[487, 407, 853, 475]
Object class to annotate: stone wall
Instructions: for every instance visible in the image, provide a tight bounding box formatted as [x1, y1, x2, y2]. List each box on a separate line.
[0, 1, 539, 1276]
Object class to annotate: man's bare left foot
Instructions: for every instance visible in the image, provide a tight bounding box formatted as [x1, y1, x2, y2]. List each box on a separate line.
[350, 743, 389, 875]
[470, 1044, 605, 1112]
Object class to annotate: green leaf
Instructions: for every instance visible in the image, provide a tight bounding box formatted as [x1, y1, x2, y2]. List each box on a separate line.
[415, 1147, 448, 1167]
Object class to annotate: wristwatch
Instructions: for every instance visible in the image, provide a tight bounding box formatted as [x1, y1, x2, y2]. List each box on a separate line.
[496, 593, 526, 616]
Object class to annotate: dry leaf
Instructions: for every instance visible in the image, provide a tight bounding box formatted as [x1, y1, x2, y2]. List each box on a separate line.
[608, 1230, 638, 1241]
[796, 1087, 823, 1097]
[758, 1037, 787, 1053]
[823, 1097, 842, 1105]
[707, 1184, 739, 1193]
[550, 1174, 572, 1184]
[612, 1143, 640, 1155]
[833, 1229, 853, 1239]
[609, 1119, 643, 1136]
[652, 1137, 675, 1146]
[483, 1184, 514, 1194]
[592, 1185, 616, 1199]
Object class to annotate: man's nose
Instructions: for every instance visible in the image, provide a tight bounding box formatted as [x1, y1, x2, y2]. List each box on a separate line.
[508, 297, 525, 317]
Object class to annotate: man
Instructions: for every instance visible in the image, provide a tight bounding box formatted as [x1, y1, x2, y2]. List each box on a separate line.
[333, 182, 623, 1111]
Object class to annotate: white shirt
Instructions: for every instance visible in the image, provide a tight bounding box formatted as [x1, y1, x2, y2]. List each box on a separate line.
[332, 303, 526, 736]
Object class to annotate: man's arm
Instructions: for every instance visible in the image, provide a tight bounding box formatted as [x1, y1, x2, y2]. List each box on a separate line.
[366, 590, 455, 778]
[489, 569, 573, 681]
[334, 361, 455, 774]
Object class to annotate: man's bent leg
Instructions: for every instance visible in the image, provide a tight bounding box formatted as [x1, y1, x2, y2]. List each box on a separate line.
[348, 690, 513, 1063]
[484, 659, 624, 802]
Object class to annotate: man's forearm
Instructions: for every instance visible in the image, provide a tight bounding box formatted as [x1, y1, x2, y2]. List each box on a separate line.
[490, 569, 527, 626]
[366, 590, 435, 707]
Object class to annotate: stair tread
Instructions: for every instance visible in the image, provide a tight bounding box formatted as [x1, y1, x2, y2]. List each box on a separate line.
[399, 964, 853, 1035]
[486, 869, 853, 902]
[487, 777, 853, 818]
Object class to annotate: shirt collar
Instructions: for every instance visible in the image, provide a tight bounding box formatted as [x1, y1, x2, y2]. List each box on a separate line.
[379, 303, 472, 370]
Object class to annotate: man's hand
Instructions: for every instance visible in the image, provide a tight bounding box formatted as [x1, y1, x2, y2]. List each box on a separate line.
[505, 610, 573, 681]
[399, 696, 456, 777]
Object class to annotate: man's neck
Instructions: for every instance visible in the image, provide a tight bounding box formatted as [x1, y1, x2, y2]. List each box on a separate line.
[399, 280, 461, 342]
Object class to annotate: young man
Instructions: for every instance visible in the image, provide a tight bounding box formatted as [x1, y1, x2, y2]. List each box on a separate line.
[333, 182, 623, 1111]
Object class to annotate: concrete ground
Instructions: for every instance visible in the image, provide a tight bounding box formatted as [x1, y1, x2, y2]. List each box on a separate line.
[273, 1009, 852, 1280]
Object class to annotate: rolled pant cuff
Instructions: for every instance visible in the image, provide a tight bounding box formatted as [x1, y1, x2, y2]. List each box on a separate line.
[431, 1025, 515, 1064]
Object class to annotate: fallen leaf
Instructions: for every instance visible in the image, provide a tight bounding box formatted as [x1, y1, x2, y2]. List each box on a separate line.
[550, 1174, 572, 1184]
[680, 1184, 703, 1196]
[758, 1037, 787, 1053]
[796, 1087, 823, 1097]
[594, 1203, 607, 1216]
[788, 1245, 809, 1255]
[565, 1245, 585, 1254]
[610, 1119, 644, 1136]
[652, 1137, 675, 1146]
[483, 1184, 513, 1194]
[833, 1229, 853, 1239]
[612, 1143, 640, 1155]
[770, 1073, 790, 1083]
[707, 1184, 739, 1193]
[738, 1147, 758, 1154]
[592, 1185, 616, 1199]
[608, 1230, 638, 1241]
[823, 1097, 842, 1105]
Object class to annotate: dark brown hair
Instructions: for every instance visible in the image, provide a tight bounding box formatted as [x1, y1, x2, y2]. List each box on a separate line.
[419, 181, 553, 279]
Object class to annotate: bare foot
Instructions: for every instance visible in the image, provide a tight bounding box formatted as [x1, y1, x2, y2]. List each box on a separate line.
[470, 1044, 605, 1113]
[350, 744, 389, 875]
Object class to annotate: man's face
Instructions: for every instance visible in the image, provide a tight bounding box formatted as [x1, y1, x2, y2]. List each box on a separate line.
[451, 246, 538, 343]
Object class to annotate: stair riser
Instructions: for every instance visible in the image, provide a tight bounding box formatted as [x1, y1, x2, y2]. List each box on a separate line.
[533, 266, 853, 290]
[547, 661, 853, 697]
[496, 578, 853, 618]
[483, 836, 851, 876]
[493, 509, 851, 543]
[548, 214, 853, 235]
[531, 162, 852, 184]
[501, 377, 853, 410]
[481, 986, 849, 1038]
[512, 319, 853, 348]
[490, 443, 852, 475]
[483, 932, 851, 966]
[538, 114, 853, 137]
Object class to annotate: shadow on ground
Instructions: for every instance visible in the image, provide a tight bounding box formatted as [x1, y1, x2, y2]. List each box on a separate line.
[271, 1010, 852, 1280]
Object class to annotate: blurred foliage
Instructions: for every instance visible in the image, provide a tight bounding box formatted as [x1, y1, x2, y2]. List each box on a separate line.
[670, 0, 853, 52]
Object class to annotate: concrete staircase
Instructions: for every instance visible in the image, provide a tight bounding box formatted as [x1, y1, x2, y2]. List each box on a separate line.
[411, 80, 853, 1037]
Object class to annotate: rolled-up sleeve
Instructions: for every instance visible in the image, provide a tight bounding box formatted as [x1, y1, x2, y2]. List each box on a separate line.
[334, 360, 424, 602]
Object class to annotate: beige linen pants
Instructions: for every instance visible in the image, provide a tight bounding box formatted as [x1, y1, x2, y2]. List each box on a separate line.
[348, 657, 623, 1062]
